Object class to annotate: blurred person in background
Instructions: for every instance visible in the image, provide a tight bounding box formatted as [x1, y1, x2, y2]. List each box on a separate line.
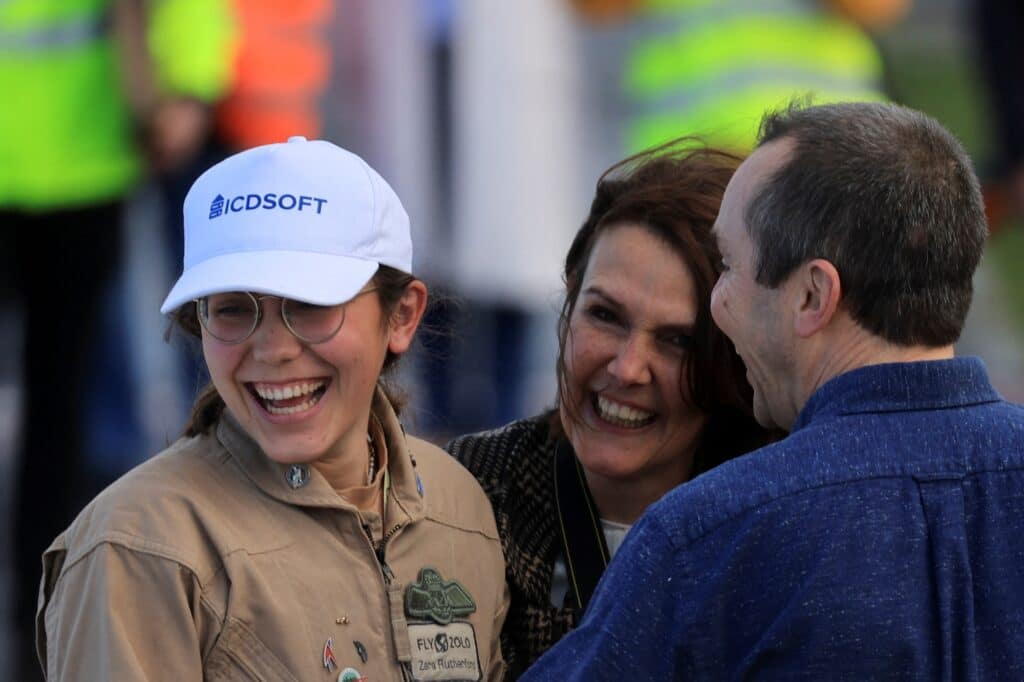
[972, 0, 1024, 231]
[447, 0, 587, 437]
[160, 0, 334, 222]
[524, 101, 1024, 680]
[0, 0, 232, 677]
[144, 0, 333, 444]
[573, 0, 907, 162]
[215, 0, 332, 151]
[447, 140, 779, 677]
[36, 139, 508, 680]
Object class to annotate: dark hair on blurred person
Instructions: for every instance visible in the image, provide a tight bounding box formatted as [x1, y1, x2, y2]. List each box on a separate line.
[749, 100, 988, 346]
[555, 138, 778, 472]
[172, 266, 417, 436]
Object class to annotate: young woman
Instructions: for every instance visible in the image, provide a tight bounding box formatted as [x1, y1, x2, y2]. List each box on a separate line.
[36, 137, 508, 681]
[447, 140, 778, 677]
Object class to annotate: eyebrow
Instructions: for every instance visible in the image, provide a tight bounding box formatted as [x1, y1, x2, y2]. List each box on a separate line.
[581, 285, 697, 335]
[582, 285, 621, 311]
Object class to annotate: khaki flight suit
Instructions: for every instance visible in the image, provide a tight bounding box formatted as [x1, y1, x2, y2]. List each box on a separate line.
[37, 389, 508, 680]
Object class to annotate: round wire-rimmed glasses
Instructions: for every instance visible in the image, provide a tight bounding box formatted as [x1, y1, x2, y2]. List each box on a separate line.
[195, 288, 378, 344]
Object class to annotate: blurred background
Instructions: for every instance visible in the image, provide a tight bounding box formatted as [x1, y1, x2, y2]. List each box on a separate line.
[2, 0, 1023, 677]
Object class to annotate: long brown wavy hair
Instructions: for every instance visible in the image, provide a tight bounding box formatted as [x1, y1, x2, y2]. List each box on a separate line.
[554, 138, 780, 474]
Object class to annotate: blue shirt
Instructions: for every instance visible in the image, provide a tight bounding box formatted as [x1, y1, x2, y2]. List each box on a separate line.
[522, 358, 1024, 680]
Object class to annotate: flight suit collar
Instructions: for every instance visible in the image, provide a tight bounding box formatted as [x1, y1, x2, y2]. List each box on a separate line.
[215, 386, 426, 522]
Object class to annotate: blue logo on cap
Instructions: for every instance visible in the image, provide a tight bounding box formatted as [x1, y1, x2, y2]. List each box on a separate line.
[209, 194, 225, 219]
[209, 192, 328, 220]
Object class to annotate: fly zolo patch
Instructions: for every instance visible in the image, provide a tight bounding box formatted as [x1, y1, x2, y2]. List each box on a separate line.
[407, 621, 481, 681]
[405, 567, 481, 681]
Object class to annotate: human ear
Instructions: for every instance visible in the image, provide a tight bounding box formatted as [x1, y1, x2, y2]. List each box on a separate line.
[387, 280, 428, 354]
[793, 259, 841, 338]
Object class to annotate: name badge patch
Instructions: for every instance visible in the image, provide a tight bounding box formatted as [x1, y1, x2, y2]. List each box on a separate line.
[407, 621, 481, 681]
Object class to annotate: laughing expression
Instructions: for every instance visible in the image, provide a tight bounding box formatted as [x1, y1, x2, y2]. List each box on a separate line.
[561, 223, 708, 490]
[202, 292, 390, 468]
[711, 138, 799, 431]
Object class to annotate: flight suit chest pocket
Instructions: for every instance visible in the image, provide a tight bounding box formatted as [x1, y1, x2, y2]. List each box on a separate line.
[205, 616, 299, 682]
[403, 567, 484, 681]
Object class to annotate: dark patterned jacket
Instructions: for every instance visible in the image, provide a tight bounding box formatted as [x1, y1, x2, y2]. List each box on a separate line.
[446, 415, 574, 679]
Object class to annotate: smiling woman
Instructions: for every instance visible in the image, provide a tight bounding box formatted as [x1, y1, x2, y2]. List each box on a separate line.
[35, 138, 509, 681]
[446, 138, 780, 677]
[561, 223, 709, 522]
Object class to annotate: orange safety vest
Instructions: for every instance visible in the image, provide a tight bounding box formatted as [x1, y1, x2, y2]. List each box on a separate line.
[215, 0, 333, 150]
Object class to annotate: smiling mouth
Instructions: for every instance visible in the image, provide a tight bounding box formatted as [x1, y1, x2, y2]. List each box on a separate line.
[593, 394, 656, 429]
[247, 380, 329, 415]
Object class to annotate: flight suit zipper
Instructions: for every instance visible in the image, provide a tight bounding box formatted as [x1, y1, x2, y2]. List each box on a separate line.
[361, 521, 414, 681]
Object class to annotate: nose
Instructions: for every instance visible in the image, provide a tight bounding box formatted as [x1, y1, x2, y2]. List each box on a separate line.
[250, 298, 303, 364]
[607, 333, 653, 385]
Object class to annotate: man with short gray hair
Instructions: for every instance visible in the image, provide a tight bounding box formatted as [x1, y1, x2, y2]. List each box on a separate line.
[522, 102, 1024, 679]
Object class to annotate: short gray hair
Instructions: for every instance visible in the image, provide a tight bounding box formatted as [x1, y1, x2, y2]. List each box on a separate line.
[747, 101, 987, 346]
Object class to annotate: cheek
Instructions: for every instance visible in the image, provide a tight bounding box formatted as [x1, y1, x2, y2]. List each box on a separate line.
[201, 338, 229, 381]
[655, 357, 691, 411]
[321, 322, 387, 369]
[201, 337, 244, 394]
[667, 411, 709, 455]
[564, 321, 602, 385]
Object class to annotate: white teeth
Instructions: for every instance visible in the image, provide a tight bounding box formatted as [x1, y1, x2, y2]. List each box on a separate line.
[254, 381, 325, 401]
[265, 396, 318, 415]
[596, 395, 654, 427]
[252, 381, 327, 415]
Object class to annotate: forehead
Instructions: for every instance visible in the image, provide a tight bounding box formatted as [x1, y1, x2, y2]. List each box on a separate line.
[582, 223, 698, 318]
[715, 138, 794, 246]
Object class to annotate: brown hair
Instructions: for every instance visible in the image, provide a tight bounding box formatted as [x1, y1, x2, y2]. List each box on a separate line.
[171, 266, 417, 437]
[554, 138, 778, 473]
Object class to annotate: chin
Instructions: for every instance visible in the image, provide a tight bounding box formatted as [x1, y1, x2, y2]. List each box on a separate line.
[573, 440, 640, 479]
[255, 437, 325, 466]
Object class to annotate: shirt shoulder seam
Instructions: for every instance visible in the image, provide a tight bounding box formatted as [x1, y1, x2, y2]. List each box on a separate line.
[56, 531, 205, 585]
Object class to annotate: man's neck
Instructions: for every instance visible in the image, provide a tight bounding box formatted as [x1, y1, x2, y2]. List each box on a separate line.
[800, 321, 955, 415]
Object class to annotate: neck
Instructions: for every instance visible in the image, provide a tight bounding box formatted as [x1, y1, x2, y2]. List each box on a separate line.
[312, 418, 388, 512]
[583, 457, 693, 525]
[800, 319, 956, 419]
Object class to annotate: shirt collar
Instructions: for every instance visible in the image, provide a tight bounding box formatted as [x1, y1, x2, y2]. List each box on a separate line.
[216, 386, 426, 520]
[792, 357, 1001, 433]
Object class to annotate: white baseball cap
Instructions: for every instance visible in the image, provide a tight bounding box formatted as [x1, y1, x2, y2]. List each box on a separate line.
[160, 136, 412, 314]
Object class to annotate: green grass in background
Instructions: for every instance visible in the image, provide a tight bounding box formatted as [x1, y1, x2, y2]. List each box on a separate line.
[880, 27, 1024, 336]
[986, 222, 1024, 329]
[882, 37, 993, 162]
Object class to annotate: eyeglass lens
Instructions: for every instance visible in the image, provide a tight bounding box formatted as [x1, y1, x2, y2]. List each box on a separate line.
[198, 293, 346, 343]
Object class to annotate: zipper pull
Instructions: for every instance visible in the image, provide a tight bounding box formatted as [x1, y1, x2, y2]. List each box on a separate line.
[380, 558, 396, 583]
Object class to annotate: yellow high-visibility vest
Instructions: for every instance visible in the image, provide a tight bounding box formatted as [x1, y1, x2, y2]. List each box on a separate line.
[623, 0, 886, 153]
[0, 0, 234, 210]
